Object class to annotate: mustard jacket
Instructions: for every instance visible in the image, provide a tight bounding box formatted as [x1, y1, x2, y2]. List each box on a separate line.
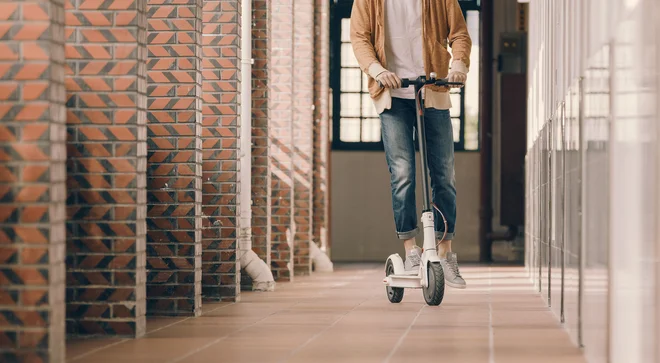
[349, 0, 472, 107]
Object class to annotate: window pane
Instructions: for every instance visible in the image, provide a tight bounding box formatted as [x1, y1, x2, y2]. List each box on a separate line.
[341, 68, 362, 92]
[451, 118, 461, 143]
[341, 18, 351, 43]
[467, 10, 479, 45]
[361, 118, 381, 142]
[361, 94, 377, 118]
[340, 93, 361, 117]
[464, 10, 480, 150]
[362, 72, 370, 92]
[340, 118, 361, 142]
[341, 43, 359, 67]
[450, 93, 461, 117]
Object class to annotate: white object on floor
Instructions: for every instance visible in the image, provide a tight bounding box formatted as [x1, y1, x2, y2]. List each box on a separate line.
[310, 240, 334, 272]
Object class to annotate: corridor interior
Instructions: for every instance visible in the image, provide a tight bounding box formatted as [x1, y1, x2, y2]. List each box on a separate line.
[66, 265, 586, 363]
[3, 0, 660, 361]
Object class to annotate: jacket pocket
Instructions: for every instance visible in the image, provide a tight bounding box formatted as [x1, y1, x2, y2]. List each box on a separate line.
[430, 40, 451, 77]
[434, 40, 450, 55]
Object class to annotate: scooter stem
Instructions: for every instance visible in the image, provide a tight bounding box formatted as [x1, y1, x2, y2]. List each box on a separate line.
[414, 80, 432, 212]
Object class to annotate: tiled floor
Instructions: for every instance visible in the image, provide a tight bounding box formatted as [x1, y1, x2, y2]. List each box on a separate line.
[66, 264, 586, 363]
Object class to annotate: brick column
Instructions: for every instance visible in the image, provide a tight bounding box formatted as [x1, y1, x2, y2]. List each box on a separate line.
[146, 0, 203, 316]
[244, 0, 271, 290]
[269, 0, 294, 281]
[64, 0, 148, 337]
[200, 0, 241, 301]
[0, 0, 66, 361]
[292, 0, 314, 276]
[313, 0, 330, 255]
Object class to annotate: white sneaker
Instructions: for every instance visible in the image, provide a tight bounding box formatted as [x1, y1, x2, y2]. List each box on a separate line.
[440, 252, 466, 289]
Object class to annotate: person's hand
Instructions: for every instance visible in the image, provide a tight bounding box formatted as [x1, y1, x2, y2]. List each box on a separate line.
[376, 70, 402, 89]
[447, 70, 466, 88]
[447, 60, 468, 88]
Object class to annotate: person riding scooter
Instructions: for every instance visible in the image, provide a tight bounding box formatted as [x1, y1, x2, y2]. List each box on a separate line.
[350, 0, 472, 289]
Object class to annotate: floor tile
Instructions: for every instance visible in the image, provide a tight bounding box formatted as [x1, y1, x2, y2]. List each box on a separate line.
[65, 265, 587, 363]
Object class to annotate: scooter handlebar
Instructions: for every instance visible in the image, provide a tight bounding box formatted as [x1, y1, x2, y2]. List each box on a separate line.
[375, 79, 411, 88]
[377, 76, 463, 89]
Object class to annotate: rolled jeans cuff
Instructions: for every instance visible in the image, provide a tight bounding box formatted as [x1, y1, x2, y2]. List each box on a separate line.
[396, 227, 419, 240]
[436, 231, 455, 241]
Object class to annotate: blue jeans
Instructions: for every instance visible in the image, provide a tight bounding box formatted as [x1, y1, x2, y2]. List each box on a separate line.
[380, 97, 456, 241]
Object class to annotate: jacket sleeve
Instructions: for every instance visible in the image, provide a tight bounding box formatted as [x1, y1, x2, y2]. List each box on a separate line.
[350, 0, 387, 78]
[445, 0, 472, 69]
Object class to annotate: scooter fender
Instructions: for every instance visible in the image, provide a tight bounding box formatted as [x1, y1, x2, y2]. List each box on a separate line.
[423, 251, 441, 263]
[386, 254, 406, 276]
[420, 261, 428, 287]
[419, 253, 440, 287]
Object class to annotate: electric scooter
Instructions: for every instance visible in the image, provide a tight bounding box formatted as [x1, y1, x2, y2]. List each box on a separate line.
[379, 73, 463, 306]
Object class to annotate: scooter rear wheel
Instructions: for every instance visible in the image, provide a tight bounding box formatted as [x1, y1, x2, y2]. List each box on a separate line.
[385, 259, 404, 303]
[422, 262, 445, 306]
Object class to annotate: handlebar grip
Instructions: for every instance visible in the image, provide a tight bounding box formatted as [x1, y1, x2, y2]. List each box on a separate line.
[435, 80, 464, 87]
[378, 79, 411, 88]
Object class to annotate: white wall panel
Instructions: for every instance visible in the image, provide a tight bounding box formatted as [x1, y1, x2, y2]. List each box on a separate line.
[525, 0, 659, 362]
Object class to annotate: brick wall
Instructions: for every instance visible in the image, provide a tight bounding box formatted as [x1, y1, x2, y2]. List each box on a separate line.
[0, 0, 67, 361]
[313, 0, 330, 254]
[64, 0, 148, 337]
[200, 0, 241, 302]
[145, 0, 203, 316]
[269, 0, 294, 281]
[292, 0, 314, 276]
[0, 0, 333, 357]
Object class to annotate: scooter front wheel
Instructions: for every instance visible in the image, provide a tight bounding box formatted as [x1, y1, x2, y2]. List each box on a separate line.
[385, 259, 404, 303]
[422, 262, 445, 306]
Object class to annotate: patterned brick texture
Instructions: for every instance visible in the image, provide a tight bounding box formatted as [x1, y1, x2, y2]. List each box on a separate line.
[201, 0, 241, 301]
[269, 0, 294, 281]
[146, 0, 203, 316]
[313, 0, 330, 255]
[0, 0, 67, 361]
[0, 0, 333, 356]
[64, 0, 148, 337]
[293, 0, 314, 276]
[244, 0, 270, 290]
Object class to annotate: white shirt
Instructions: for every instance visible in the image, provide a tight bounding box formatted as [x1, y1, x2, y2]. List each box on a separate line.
[384, 0, 424, 99]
